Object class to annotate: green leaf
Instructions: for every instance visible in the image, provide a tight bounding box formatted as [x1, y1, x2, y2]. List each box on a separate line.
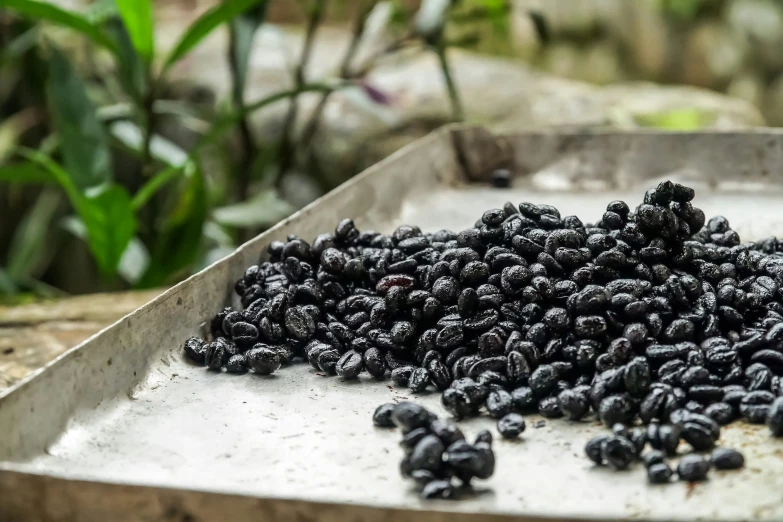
[47, 44, 112, 189]
[3, 0, 119, 55]
[6, 189, 61, 281]
[162, 0, 265, 74]
[114, 0, 155, 64]
[131, 163, 187, 211]
[212, 189, 294, 228]
[62, 217, 149, 284]
[18, 149, 134, 275]
[0, 162, 57, 184]
[17, 148, 82, 203]
[229, 2, 268, 103]
[80, 183, 136, 274]
[105, 17, 147, 101]
[138, 163, 207, 287]
[0, 268, 18, 295]
[85, 0, 119, 24]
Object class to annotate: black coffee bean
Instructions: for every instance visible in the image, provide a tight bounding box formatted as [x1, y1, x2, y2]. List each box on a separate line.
[497, 413, 526, 439]
[529, 364, 558, 397]
[599, 393, 635, 427]
[336, 350, 363, 380]
[317, 348, 340, 374]
[711, 448, 744, 470]
[475, 429, 493, 445]
[183, 337, 207, 365]
[441, 388, 474, 419]
[486, 389, 513, 418]
[558, 388, 590, 420]
[373, 403, 396, 427]
[768, 397, 783, 436]
[421, 480, 454, 499]
[226, 354, 248, 374]
[642, 450, 665, 468]
[601, 436, 636, 470]
[704, 402, 735, 425]
[538, 396, 563, 418]
[246, 345, 281, 375]
[740, 390, 775, 423]
[391, 402, 431, 433]
[647, 462, 673, 484]
[408, 367, 431, 393]
[677, 454, 710, 482]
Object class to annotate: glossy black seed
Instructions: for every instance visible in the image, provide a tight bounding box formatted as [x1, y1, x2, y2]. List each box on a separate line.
[647, 462, 673, 484]
[585, 435, 608, 465]
[558, 388, 590, 420]
[486, 389, 513, 418]
[740, 390, 775, 423]
[421, 480, 454, 499]
[767, 397, 783, 436]
[408, 367, 431, 393]
[497, 413, 526, 439]
[677, 454, 711, 482]
[246, 346, 281, 375]
[226, 354, 248, 374]
[599, 393, 635, 427]
[183, 337, 207, 365]
[642, 450, 665, 468]
[601, 436, 636, 470]
[391, 402, 431, 433]
[192, 180, 783, 492]
[704, 402, 735, 425]
[711, 448, 744, 470]
[336, 350, 363, 380]
[373, 403, 397, 427]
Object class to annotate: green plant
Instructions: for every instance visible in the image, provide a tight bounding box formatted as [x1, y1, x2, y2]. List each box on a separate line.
[0, 0, 346, 292]
[0, 0, 524, 298]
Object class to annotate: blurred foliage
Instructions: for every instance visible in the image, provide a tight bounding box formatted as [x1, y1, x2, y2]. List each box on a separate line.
[0, 0, 524, 297]
[655, 0, 726, 21]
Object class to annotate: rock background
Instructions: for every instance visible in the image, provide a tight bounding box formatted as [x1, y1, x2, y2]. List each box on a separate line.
[512, 0, 783, 125]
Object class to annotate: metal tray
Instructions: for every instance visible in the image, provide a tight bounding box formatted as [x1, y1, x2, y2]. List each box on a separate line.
[3, 126, 783, 522]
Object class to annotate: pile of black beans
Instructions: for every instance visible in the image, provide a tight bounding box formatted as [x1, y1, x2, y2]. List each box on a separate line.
[373, 401, 495, 498]
[184, 180, 783, 490]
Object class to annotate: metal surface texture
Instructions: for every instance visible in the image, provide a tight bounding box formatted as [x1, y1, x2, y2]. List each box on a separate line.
[3, 126, 783, 522]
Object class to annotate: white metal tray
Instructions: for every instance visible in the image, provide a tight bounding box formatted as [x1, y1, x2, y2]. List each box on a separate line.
[3, 127, 783, 522]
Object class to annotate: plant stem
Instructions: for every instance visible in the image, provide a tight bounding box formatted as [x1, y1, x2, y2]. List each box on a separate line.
[297, 0, 375, 159]
[139, 80, 157, 177]
[228, 20, 258, 204]
[434, 40, 464, 122]
[275, 0, 326, 187]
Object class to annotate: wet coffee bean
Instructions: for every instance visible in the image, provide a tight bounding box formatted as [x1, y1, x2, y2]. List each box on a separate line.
[740, 390, 775, 423]
[768, 397, 783, 436]
[647, 462, 673, 484]
[486, 389, 513, 418]
[183, 337, 207, 365]
[421, 480, 454, 499]
[677, 454, 710, 482]
[497, 413, 526, 439]
[188, 181, 783, 494]
[373, 403, 396, 427]
[601, 436, 636, 470]
[204, 341, 228, 371]
[642, 450, 665, 468]
[336, 350, 363, 380]
[226, 354, 248, 374]
[246, 346, 281, 375]
[711, 448, 744, 470]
